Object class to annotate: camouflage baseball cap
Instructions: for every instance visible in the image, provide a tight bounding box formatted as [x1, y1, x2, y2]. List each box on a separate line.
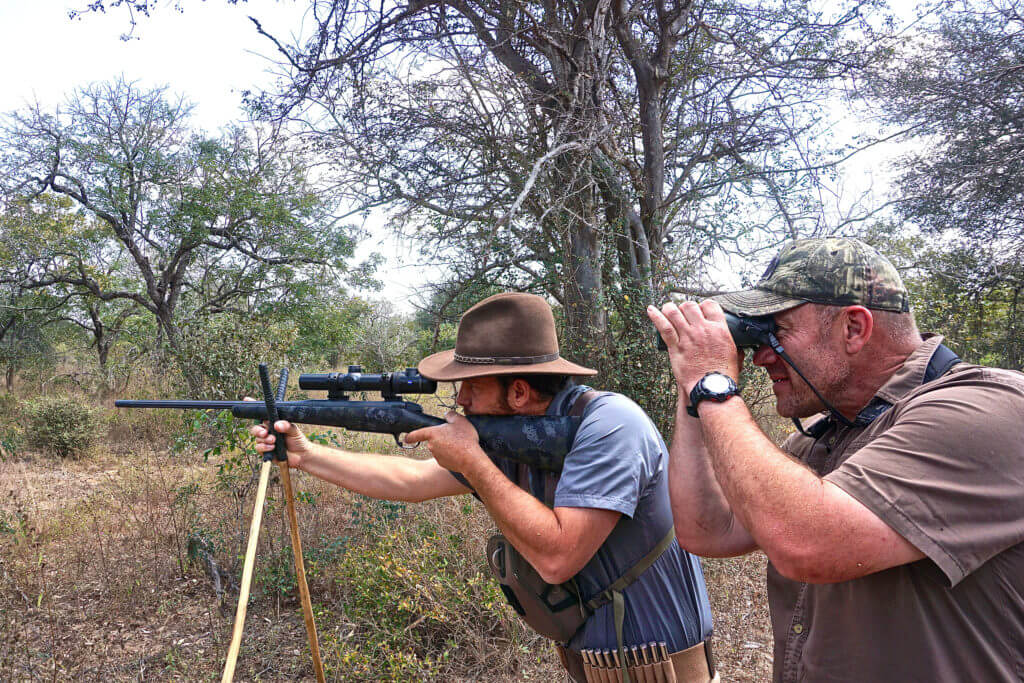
[712, 237, 910, 317]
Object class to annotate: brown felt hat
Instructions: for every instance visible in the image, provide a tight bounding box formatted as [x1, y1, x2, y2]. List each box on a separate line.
[417, 292, 597, 381]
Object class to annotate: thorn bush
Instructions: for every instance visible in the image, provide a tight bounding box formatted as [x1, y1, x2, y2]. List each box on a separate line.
[23, 396, 101, 459]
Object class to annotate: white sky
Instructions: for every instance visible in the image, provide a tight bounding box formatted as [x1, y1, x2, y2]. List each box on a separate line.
[0, 0, 426, 309]
[0, 0, 307, 130]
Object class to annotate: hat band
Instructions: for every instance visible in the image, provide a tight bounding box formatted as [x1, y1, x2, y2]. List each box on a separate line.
[453, 351, 560, 365]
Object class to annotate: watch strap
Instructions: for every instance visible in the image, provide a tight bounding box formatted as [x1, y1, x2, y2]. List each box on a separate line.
[687, 372, 740, 418]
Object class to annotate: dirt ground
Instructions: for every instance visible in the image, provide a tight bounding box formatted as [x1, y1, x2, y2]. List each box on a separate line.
[1, 448, 772, 681]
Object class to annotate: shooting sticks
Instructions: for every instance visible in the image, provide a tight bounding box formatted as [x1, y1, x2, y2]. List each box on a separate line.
[221, 365, 325, 683]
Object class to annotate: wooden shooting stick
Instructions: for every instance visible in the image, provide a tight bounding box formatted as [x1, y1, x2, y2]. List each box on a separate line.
[221, 365, 325, 683]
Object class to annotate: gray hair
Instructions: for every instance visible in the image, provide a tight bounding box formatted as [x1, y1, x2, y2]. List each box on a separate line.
[814, 304, 919, 346]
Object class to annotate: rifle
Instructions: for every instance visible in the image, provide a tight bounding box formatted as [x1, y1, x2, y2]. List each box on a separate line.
[115, 365, 582, 472]
[116, 363, 583, 681]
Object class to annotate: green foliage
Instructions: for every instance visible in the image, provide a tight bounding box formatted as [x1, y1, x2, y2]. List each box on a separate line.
[0, 393, 23, 459]
[286, 294, 372, 368]
[320, 503, 518, 682]
[867, 228, 1024, 370]
[176, 314, 297, 399]
[23, 396, 101, 459]
[0, 508, 29, 537]
[173, 409, 261, 493]
[867, 1, 1024, 245]
[0, 78, 376, 394]
[0, 434, 20, 461]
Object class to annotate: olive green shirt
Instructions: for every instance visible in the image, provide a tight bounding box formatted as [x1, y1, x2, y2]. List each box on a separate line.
[768, 336, 1024, 682]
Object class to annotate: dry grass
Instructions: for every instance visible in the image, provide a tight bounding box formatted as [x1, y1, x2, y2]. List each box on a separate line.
[1, 397, 775, 681]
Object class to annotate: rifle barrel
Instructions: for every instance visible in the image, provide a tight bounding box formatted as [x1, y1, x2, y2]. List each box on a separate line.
[114, 400, 242, 410]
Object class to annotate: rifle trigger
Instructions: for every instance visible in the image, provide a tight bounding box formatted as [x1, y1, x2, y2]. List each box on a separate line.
[395, 434, 418, 450]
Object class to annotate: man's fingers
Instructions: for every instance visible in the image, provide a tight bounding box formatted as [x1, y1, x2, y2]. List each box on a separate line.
[700, 298, 726, 322]
[404, 427, 428, 444]
[649, 302, 688, 340]
[647, 305, 675, 339]
[678, 299, 707, 325]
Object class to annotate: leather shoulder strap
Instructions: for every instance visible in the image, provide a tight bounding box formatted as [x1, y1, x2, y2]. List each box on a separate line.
[568, 389, 606, 417]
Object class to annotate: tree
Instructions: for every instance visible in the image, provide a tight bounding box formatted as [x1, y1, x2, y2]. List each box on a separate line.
[867, 0, 1024, 244]
[867, 225, 1024, 370]
[1, 196, 147, 386]
[860, 0, 1024, 369]
[246, 0, 883, 381]
[0, 285, 65, 391]
[0, 78, 371, 390]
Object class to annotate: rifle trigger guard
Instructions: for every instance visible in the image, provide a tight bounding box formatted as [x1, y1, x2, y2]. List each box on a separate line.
[394, 434, 418, 450]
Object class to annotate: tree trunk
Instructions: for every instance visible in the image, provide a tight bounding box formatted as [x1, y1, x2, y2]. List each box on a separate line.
[559, 185, 608, 371]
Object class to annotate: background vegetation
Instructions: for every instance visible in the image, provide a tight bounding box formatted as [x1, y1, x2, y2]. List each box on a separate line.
[2, 0, 1022, 680]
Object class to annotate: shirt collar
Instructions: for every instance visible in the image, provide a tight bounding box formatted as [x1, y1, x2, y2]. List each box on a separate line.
[546, 382, 591, 416]
[872, 334, 945, 405]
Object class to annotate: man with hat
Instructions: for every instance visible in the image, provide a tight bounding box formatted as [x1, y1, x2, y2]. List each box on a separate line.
[648, 237, 1024, 681]
[253, 292, 716, 682]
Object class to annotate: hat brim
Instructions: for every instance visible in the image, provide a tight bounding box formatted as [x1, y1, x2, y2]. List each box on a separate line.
[711, 289, 806, 317]
[418, 349, 598, 382]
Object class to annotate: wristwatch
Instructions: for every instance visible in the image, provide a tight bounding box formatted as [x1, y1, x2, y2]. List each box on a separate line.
[687, 372, 740, 418]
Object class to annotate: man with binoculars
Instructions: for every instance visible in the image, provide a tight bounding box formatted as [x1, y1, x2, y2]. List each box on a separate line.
[649, 237, 1024, 681]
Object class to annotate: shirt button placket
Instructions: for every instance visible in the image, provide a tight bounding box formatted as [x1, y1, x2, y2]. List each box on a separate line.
[783, 584, 810, 683]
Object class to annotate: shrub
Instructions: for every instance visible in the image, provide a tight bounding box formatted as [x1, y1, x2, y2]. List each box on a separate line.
[317, 496, 545, 681]
[0, 393, 23, 459]
[23, 396, 101, 459]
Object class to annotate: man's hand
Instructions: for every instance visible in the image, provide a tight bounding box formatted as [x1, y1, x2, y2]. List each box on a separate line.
[405, 411, 487, 474]
[244, 397, 313, 469]
[648, 299, 743, 394]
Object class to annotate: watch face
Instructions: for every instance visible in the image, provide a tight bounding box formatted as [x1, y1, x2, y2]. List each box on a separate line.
[702, 373, 734, 394]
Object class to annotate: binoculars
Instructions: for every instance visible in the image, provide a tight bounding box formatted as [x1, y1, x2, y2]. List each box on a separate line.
[656, 311, 777, 350]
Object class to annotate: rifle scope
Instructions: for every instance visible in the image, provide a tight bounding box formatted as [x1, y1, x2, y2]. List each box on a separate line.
[299, 366, 437, 399]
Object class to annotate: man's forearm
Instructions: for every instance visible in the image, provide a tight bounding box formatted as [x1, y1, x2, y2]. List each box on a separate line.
[296, 442, 460, 502]
[670, 399, 757, 556]
[458, 453, 564, 557]
[456, 451, 611, 583]
[697, 399, 838, 567]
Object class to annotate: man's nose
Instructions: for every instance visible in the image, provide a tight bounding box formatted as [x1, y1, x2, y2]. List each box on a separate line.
[751, 344, 778, 367]
[455, 383, 470, 407]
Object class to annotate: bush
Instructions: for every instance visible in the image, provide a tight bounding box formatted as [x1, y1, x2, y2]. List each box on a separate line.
[23, 396, 101, 459]
[317, 497, 546, 681]
[176, 314, 296, 399]
[0, 393, 23, 459]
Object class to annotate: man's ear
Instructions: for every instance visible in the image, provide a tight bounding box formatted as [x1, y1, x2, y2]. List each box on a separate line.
[505, 378, 533, 410]
[842, 306, 873, 354]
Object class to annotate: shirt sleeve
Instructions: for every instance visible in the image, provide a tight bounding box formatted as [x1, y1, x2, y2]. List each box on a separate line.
[825, 370, 1024, 586]
[553, 394, 659, 517]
